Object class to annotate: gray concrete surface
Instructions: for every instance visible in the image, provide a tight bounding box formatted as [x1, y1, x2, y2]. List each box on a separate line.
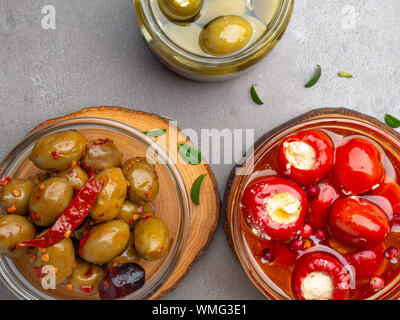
[0, 0, 399, 299]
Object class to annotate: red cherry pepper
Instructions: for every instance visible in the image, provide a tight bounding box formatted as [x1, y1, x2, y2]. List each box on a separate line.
[278, 129, 334, 186]
[328, 197, 390, 249]
[371, 176, 400, 216]
[307, 180, 341, 230]
[344, 244, 387, 281]
[291, 252, 350, 300]
[333, 137, 385, 195]
[241, 176, 307, 241]
[17, 177, 103, 248]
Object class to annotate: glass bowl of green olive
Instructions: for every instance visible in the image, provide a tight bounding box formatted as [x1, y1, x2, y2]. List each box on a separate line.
[134, 0, 294, 81]
[0, 117, 190, 300]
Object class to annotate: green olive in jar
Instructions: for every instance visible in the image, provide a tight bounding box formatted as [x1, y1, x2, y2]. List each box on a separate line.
[90, 168, 127, 221]
[0, 179, 35, 215]
[158, 0, 203, 21]
[29, 130, 87, 171]
[117, 200, 153, 229]
[0, 214, 36, 256]
[29, 177, 73, 227]
[58, 166, 89, 192]
[82, 139, 122, 172]
[69, 258, 105, 294]
[122, 157, 159, 204]
[106, 233, 141, 270]
[134, 215, 170, 261]
[79, 220, 130, 265]
[35, 230, 75, 284]
[199, 16, 253, 56]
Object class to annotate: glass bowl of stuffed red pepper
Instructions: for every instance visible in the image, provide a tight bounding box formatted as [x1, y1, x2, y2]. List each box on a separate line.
[224, 108, 400, 300]
[0, 117, 190, 300]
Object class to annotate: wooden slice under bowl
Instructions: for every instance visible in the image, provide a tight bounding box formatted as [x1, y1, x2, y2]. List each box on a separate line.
[30, 106, 220, 300]
[223, 107, 400, 299]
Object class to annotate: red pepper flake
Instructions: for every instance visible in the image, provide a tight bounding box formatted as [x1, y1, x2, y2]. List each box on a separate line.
[34, 267, 46, 278]
[84, 267, 93, 278]
[115, 203, 119, 209]
[7, 206, 17, 213]
[88, 170, 96, 177]
[0, 176, 11, 186]
[81, 163, 91, 172]
[103, 279, 110, 290]
[145, 191, 152, 198]
[80, 286, 94, 294]
[31, 213, 40, 220]
[51, 151, 60, 159]
[79, 232, 91, 249]
[12, 189, 21, 197]
[129, 218, 134, 227]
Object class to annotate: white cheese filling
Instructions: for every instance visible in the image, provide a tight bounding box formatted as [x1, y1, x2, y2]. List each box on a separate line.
[265, 192, 301, 224]
[284, 141, 317, 170]
[301, 271, 334, 300]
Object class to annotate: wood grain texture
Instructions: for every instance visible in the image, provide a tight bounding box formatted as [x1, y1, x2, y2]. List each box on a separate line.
[34, 106, 220, 300]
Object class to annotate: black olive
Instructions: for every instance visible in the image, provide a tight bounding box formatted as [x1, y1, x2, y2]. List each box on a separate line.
[98, 263, 145, 300]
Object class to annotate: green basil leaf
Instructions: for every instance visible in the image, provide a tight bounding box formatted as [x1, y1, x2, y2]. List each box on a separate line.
[338, 71, 353, 78]
[305, 64, 322, 88]
[385, 114, 400, 129]
[250, 85, 264, 105]
[191, 174, 207, 205]
[178, 143, 202, 165]
[143, 129, 167, 137]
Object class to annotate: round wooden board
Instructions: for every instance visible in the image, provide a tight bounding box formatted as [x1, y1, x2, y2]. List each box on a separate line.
[33, 106, 220, 300]
[223, 107, 400, 298]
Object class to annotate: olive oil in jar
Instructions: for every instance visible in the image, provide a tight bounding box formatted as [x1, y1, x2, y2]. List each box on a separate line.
[151, 0, 279, 57]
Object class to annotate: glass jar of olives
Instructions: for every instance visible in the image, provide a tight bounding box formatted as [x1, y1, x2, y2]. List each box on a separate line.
[134, 0, 294, 81]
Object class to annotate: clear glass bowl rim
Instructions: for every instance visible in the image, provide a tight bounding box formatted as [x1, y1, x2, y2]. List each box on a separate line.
[228, 114, 400, 300]
[0, 117, 191, 300]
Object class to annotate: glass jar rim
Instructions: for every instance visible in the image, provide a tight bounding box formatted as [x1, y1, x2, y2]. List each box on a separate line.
[137, 0, 295, 66]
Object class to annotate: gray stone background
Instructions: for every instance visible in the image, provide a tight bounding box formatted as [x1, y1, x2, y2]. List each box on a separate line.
[0, 0, 399, 299]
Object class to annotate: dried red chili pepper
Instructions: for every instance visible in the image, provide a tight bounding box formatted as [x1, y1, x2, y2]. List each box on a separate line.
[17, 177, 103, 248]
[0, 176, 11, 186]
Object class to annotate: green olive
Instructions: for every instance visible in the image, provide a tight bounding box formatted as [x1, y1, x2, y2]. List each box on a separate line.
[58, 166, 89, 192]
[34, 230, 75, 284]
[69, 258, 105, 294]
[29, 177, 73, 227]
[199, 16, 253, 56]
[79, 220, 130, 265]
[82, 139, 122, 172]
[0, 179, 35, 215]
[90, 168, 127, 221]
[158, 0, 203, 21]
[122, 157, 159, 204]
[134, 215, 170, 261]
[29, 130, 87, 171]
[106, 233, 141, 270]
[0, 214, 36, 256]
[117, 200, 153, 229]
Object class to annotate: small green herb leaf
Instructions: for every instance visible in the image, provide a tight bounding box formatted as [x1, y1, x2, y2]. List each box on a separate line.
[191, 174, 207, 205]
[178, 143, 202, 165]
[250, 85, 264, 105]
[305, 64, 322, 88]
[385, 114, 400, 129]
[338, 71, 353, 78]
[143, 129, 167, 137]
